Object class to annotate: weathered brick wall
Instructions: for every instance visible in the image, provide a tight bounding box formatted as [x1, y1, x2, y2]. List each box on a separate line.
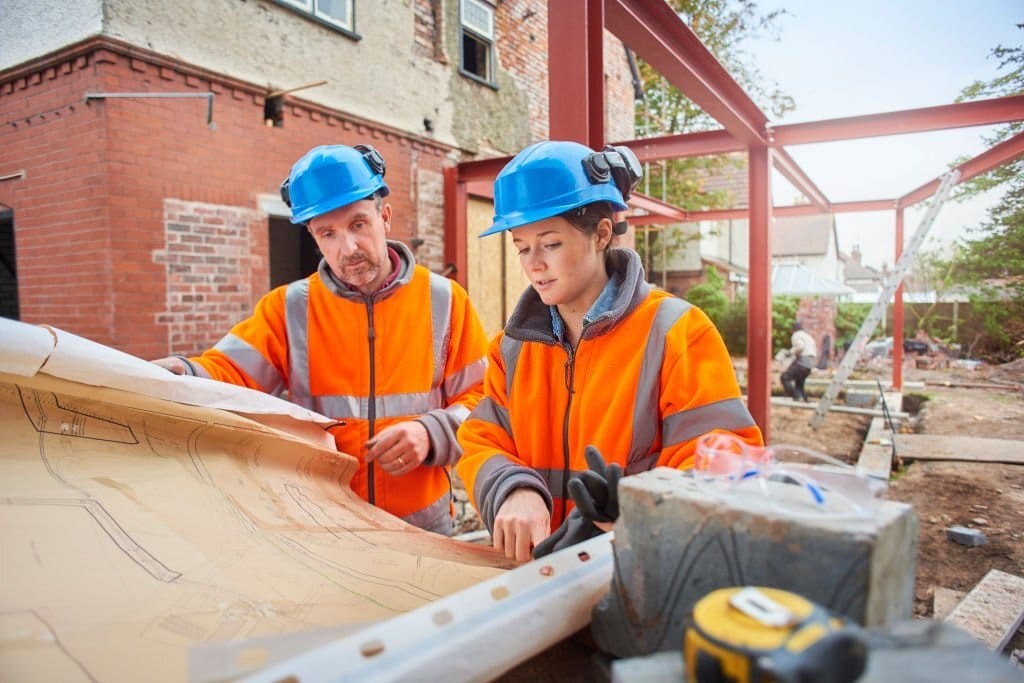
[155, 200, 260, 356]
[2, 40, 451, 359]
[797, 297, 838, 363]
[495, 1, 635, 145]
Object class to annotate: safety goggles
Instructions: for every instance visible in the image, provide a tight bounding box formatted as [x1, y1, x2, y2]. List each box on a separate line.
[690, 433, 888, 520]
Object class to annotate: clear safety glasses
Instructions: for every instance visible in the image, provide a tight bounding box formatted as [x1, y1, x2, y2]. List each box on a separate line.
[691, 433, 888, 520]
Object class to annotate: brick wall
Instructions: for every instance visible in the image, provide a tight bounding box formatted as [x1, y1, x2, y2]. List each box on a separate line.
[797, 297, 838, 364]
[2, 39, 452, 358]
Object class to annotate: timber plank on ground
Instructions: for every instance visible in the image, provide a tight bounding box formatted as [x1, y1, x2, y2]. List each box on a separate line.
[894, 434, 1024, 465]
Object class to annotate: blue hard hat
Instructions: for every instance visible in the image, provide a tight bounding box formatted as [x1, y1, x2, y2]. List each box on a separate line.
[282, 144, 390, 224]
[482, 140, 640, 237]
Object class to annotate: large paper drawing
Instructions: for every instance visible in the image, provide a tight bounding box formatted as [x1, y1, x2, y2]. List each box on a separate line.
[0, 320, 509, 682]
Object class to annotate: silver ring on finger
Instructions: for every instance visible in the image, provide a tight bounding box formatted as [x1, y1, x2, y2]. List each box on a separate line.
[397, 456, 404, 467]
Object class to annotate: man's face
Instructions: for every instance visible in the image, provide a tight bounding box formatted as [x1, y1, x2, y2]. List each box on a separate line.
[308, 198, 392, 293]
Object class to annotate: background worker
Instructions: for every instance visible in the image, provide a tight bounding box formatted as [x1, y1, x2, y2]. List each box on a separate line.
[456, 140, 764, 562]
[781, 320, 817, 402]
[153, 144, 489, 535]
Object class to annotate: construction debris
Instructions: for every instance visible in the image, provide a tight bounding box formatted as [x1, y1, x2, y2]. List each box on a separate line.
[946, 525, 987, 546]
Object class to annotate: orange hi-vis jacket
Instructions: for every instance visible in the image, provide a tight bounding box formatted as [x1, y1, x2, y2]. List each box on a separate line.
[180, 241, 488, 534]
[456, 249, 763, 532]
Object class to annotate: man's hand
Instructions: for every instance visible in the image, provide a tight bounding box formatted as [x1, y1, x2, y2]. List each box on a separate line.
[152, 357, 188, 375]
[493, 488, 551, 563]
[364, 421, 430, 476]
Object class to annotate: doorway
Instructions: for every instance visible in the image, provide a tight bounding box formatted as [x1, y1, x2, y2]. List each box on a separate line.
[268, 216, 321, 288]
[0, 207, 17, 320]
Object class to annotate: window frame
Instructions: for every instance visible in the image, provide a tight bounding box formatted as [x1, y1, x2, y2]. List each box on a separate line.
[273, 0, 359, 39]
[459, 0, 497, 88]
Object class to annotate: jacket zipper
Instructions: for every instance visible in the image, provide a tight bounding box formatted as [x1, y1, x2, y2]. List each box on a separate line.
[366, 298, 377, 506]
[560, 341, 578, 524]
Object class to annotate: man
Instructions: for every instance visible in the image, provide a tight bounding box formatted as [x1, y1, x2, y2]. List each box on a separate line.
[780, 320, 817, 402]
[153, 144, 489, 535]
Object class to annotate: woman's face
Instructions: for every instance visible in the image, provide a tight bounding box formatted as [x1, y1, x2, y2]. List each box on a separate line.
[511, 216, 610, 311]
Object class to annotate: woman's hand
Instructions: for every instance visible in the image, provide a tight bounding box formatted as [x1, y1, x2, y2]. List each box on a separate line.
[492, 489, 551, 563]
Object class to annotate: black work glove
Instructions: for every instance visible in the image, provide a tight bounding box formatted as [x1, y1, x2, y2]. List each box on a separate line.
[532, 446, 622, 558]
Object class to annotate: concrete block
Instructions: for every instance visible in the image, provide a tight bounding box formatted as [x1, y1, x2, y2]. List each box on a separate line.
[591, 468, 918, 658]
[945, 569, 1024, 652]
[946, 525, 986, 546]
[610, 651, 683, 683]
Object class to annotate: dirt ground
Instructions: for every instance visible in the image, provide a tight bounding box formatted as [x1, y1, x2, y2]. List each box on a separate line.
[454, 357, 1024, 645]
[774, 358, 1024, 625]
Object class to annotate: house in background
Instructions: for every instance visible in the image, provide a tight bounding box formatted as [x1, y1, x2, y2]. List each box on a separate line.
[641, 159, 849, 358]
[841, 245, 886, 299]
[0, 0, 636, 353]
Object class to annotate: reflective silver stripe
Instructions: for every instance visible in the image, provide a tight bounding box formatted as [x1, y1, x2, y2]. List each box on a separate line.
[663, 397, 758, 446]
[317, 391, 437, 420]
[402, 492, 452, 535]
[627, 298, 692, 467]
[212, 334, 285, 395]
[444, 403, 471, 423]
[428, 273, 453, 390]
[499, 335, 524, 398]
[467, 396, 512, 437]
[444, 357, 486, 399]
[285, 280, 312, 408]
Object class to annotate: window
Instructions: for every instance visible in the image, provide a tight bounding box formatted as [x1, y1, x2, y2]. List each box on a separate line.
[460, 0, 494, 83]
[278, 0, 354, 33]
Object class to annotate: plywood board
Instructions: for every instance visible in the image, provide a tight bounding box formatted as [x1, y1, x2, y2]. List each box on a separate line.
[894, 434, 1024, 465]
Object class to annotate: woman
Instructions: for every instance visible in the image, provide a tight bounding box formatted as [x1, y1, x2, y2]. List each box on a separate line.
[456, 141, 763, 562]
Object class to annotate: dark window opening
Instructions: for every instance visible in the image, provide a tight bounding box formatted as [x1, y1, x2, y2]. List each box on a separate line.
[269, 216, 321, 288]
[264, 95, 285, 128]
[0, 208, 18, 320]
[461, 32, 492, 81]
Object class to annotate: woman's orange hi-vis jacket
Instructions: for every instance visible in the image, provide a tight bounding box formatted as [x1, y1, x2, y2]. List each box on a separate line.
[456, 249, 763, 532]
[179, 241, 488, 534]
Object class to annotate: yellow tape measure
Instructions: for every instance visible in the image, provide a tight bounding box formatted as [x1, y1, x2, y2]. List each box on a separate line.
[684, 587, 867, 683]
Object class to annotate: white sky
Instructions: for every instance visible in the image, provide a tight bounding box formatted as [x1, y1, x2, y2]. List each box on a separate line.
[744, 0, 1022, 269]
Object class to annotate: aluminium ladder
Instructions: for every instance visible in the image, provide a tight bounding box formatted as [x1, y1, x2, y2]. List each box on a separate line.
[809, 170, 961, 430]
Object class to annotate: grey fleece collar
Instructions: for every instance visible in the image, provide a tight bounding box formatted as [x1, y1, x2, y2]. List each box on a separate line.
[318, 240, 417, 301]
[505, 248, 650, 344]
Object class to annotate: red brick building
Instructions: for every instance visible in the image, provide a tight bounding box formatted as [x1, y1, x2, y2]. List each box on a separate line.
[0, 1, 635, 358]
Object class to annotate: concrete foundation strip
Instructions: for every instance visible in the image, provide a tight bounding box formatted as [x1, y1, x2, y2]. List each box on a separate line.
[945, 569, 1024, 652]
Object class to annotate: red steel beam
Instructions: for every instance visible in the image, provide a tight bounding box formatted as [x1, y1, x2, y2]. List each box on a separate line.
[771, 94, 1024, 147]
[443, 166, 469, 290]
[456, 156, 512, 183]
[549, 0, 604, 145]
[893, 208, 906, 391]
[898, 129, 1024, 208]
[606, 0, 769, 146]
[626, 199, 896, 226]
[773, 147, 831, 211]
[614, 129, 745, 161]
[747, 145, 773, 439]
[628, 192, 688, 222]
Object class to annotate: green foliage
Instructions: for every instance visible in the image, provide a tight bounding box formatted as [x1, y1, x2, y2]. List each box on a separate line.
[835, 302, 872, 345]
[684, 267, 729, 322]
[634, 1, 794, 270]
[771, 296, 800, 353]
[716, 297, 749, 356]
[934, 24, 1024, 360]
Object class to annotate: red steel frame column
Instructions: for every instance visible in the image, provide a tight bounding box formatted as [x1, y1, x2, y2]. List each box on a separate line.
[443, 166, 468, 290]
[747, 145, 772, 440]
[892, 208, 905, 390]
[548, 0, 605, 147]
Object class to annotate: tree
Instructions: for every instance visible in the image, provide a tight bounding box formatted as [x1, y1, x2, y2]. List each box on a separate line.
[634, 1, 794, 271]
[941, 24, 1024, 359]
